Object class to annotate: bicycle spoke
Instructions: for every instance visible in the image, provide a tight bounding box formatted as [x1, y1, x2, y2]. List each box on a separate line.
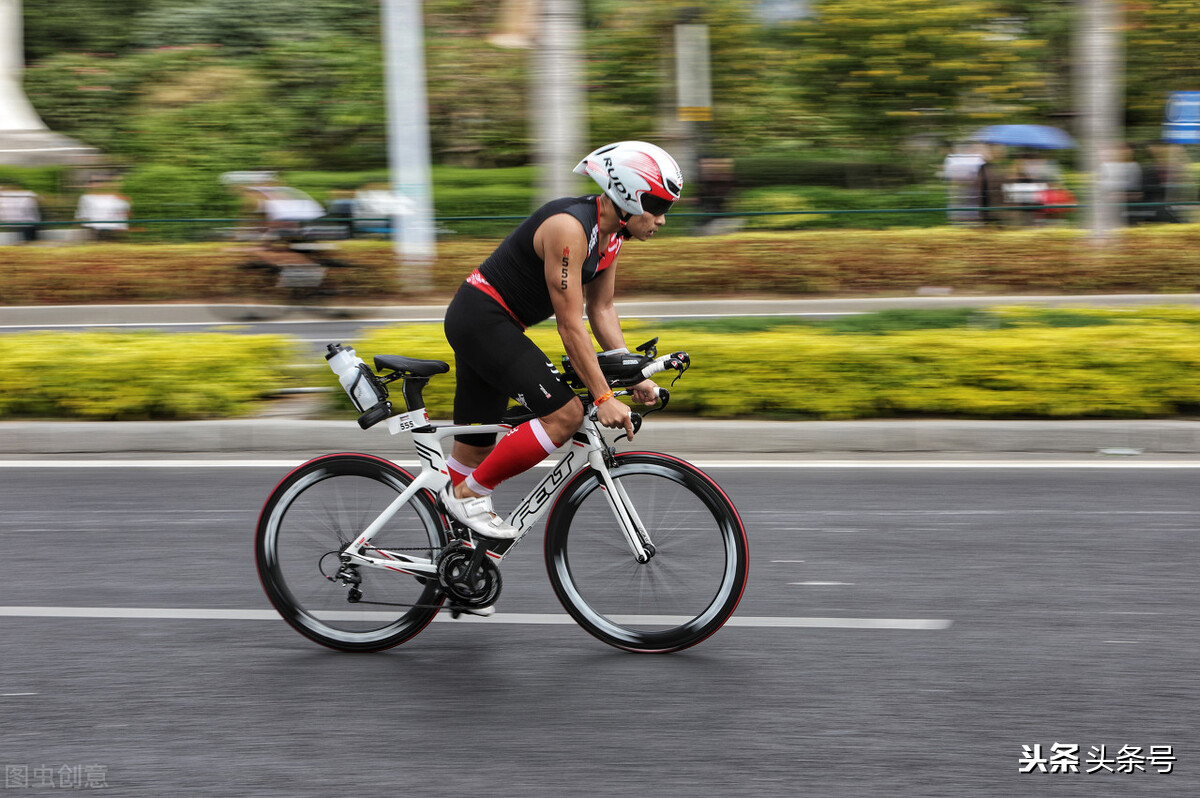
[256, 454, 447, 652]
[545, 453, 748, 653]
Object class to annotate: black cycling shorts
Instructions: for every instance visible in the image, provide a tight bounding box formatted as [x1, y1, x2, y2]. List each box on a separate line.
[443, 282, 579, 447]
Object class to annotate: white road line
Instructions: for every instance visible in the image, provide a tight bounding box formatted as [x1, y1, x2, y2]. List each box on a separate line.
[2, 459, 1200, 469]
[790, 581, 855, 586]
[686, 460, 1200, 469]
[0, 606, 950, 630]
[0, 312, 860, 332]
[0, 460, 311, 469]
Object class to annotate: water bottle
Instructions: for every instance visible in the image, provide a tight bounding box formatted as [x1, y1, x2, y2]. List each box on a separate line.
[325, 343, 386, 413]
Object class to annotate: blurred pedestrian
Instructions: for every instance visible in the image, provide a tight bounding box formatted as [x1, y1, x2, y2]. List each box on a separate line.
[76, 181, 131, 241]
[241, 181, 325, 239]
[940, 142, 984, 225]
[0, 184, 41, 243]
[696, 155, 738, 234]
[1140, 143, 1191, 223]
[1011, 151, 1071, 225]
[977, 144, 1007, 226]
[1098, 143, 1141, 225]
[235, 179, 329, 270]
[1163, 144, 1198, 222]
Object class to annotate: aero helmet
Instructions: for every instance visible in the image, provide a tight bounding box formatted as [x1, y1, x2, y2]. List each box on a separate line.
[574, 141, 683, 218]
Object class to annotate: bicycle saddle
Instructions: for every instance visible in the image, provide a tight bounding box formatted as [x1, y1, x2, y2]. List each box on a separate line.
[373, 355, 450, 378]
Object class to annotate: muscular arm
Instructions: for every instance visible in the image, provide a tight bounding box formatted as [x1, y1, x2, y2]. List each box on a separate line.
[536, 215, 610, 402]
[583, 257, 627, 352]
[584, 251, 659, 407]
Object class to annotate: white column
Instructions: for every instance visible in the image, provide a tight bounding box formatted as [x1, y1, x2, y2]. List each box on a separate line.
[533, 0, 585, 204]
[0, 0, 48, 131]
[382, 0, 435, 291]
[1076, 0, 1124, 239]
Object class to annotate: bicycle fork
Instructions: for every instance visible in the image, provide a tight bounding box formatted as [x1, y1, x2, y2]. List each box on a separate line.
[584, 428, 657, 564]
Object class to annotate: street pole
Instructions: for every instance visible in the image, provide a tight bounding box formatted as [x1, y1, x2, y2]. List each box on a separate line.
[381, 0, 435, 293]
[1076, 0, 1124, 240]
[532, 0, 585, 204]
[675, 17, 712, 216]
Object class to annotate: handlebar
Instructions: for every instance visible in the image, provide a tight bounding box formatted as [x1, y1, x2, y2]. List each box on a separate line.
[586, 385, 671, 440]
[639, 352, 691, 381]
[561, 346, 690, 392]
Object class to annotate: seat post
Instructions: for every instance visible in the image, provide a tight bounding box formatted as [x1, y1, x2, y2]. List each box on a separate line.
[401, 377, 431, 414]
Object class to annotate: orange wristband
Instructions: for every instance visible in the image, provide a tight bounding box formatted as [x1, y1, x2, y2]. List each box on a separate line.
[593, 389, 615, 407]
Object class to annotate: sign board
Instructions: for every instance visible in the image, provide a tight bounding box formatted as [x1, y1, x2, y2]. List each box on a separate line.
[1163, 91, 1200, 144]
[675, 24, 712, 122]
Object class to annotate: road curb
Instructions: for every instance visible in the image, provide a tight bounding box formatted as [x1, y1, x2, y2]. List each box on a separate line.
[3, 418, 1199, 456]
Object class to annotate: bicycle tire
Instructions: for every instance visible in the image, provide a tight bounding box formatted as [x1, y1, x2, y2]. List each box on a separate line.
[255, 453, 448, 652]
[302, 256, 371, 319]
[208, 260, 290, 322]
[544, 452, 748, 653]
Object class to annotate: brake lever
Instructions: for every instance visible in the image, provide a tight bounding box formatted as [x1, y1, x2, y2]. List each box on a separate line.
[666, 352, 690, 386]
[596, 389, 669, 446]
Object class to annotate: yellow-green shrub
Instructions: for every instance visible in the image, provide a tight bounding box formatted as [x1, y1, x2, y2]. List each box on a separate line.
[0, 332, 302, 419]
[351, 312, 1200, 420]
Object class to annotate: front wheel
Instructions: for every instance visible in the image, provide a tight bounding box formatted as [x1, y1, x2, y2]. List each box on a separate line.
[209, 260, 291, 322]
[255, 453, 448, 652]
[544, 453, 748, 653]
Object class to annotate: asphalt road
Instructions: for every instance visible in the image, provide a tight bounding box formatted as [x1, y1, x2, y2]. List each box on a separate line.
[1, 461, 1196, 796]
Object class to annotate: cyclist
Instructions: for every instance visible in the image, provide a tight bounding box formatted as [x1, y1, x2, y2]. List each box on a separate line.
[440, 141, 682, 542]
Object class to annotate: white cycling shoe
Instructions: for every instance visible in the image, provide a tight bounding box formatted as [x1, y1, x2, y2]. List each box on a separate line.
[439, 485, 520, 540]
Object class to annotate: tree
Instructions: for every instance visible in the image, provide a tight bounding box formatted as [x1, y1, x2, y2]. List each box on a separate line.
[23, 0, 148, 59]
[24, 0, 380, 58]
[256, 36, 387, 170]
[785, 0, 1052, 145]
[1125, 1, 1200, 136]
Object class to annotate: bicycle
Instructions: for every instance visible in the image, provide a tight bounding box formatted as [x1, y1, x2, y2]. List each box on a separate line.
[209, 219, 368, 322]
[254, 338, 749, 653]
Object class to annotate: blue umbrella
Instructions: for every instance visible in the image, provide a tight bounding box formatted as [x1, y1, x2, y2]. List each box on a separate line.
[971, 124, 1077, 149]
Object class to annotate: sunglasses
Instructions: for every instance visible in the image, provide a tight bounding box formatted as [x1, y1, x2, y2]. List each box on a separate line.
[640, 193, 675, 216]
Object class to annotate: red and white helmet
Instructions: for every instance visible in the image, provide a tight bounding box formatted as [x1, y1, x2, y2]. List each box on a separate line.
[574, 141, 683, 218]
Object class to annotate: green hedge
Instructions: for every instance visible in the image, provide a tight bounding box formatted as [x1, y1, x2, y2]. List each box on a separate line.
[727, 185, 951, 230]
[732, 154, 923, 189]
[5, 225, 1200, 305]
[0, 332, 303, 420]
[345, 308, 1200, 421]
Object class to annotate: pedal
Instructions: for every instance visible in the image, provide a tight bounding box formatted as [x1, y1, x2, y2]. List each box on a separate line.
[448, 604, 495, 619]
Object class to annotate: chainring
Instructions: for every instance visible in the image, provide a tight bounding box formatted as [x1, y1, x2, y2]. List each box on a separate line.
[436, 541, 502, 608]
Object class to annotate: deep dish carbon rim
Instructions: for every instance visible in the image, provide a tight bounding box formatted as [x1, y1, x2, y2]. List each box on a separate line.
[544, 453, 748, 653]
[255, 453, 447, 652]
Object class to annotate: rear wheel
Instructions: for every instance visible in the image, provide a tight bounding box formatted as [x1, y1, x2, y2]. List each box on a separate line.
[209, 260, 290, 322]
[304, 256, 371, 319]
[255, 453, 447, 652]
[544, 453, 748, 653]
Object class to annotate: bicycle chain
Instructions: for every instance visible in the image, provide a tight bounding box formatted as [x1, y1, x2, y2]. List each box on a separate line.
[332, 544, 463, 611]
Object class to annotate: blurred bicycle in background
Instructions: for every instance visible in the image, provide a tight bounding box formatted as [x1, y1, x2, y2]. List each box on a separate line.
[209, 172, 369, 322]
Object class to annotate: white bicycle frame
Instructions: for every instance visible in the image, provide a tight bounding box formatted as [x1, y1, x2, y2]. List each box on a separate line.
[335, 401, 655, 581]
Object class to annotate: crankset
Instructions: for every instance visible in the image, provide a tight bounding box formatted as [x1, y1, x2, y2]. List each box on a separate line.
[315, 544, 502, 616]
[436, 540, 502, 609]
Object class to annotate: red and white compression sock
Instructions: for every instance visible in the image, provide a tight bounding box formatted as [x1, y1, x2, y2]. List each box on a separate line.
[466, 418, 562, 494]
[446, 455, 475, 487]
